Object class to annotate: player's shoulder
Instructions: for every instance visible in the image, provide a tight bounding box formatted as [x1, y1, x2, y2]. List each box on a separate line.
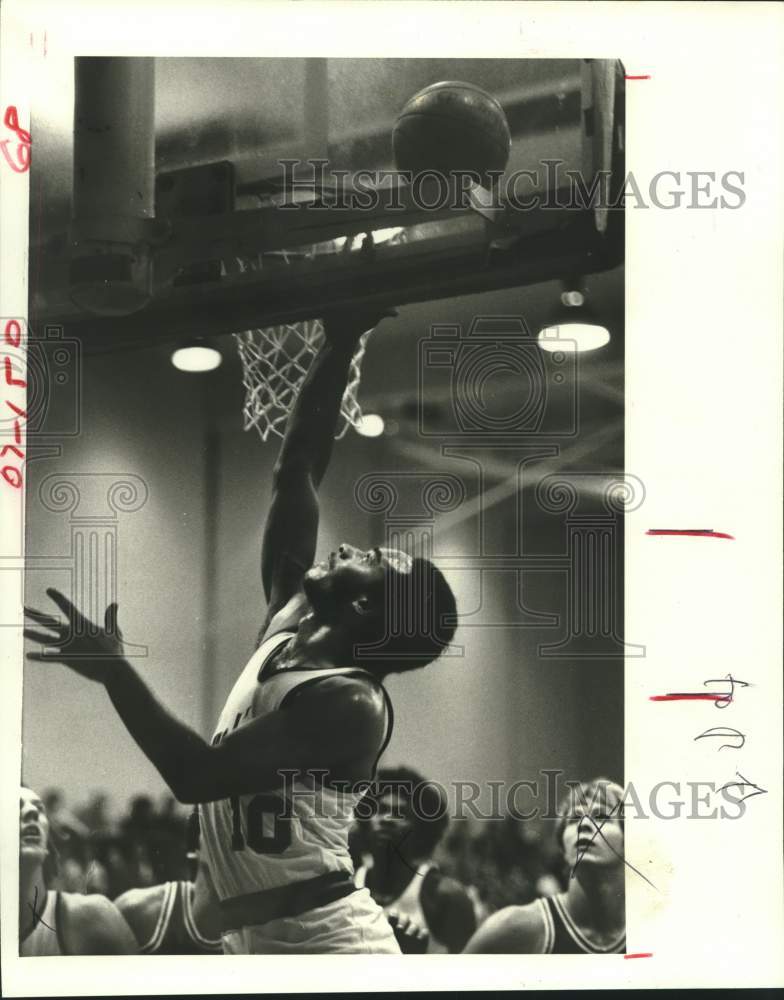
[62, 890, 129, 922]
[60, 891, 138, 954]
[423, 869, 472, 906]
[463, 901, 544, 954]
[114, 883, 169, 935]
[286, 671, 388, 757]
[61, 890, 114, 916]
[421, 869, 477, 949]
[292, 670, 387, 719]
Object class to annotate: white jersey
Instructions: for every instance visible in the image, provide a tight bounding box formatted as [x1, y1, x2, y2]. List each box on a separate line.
[200, 630, 399, 953]
[355, 861, 448, 954]
[20, 890, 64, 956]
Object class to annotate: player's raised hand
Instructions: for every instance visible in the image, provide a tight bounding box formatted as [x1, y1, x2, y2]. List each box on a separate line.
[24, 588, 126, 683]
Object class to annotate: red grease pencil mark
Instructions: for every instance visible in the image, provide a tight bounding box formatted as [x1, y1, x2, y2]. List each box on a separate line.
[646, 529, 734, 540]
[2, 320, 28, 490]
[1, 106, 31, 174]
[650, 693, 731, 703]
[624, 952, 652, 959]
[625, 75, 651, 81]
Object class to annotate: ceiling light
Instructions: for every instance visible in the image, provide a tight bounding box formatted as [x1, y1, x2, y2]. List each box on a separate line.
[537, 281, 611, 354]
[561, 289, 585, 308]
[171, 344, 222, 372]
[356, 413, 385, 437]
[538, 324, 610, 353]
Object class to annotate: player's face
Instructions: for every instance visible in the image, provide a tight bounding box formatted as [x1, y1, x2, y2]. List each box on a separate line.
[304, 544, 412, 621]
[369, 789, 414, 848]
[19, 786, 50, 863]
[561, 794, 624, 871]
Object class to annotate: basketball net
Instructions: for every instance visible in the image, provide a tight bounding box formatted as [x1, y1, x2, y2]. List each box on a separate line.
[234, 244, 372, 441]
[232, 213, 404, 441]
[234, 319, 371, 442]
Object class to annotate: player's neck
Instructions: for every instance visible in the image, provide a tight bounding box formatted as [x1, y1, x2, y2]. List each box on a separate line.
[566, 867, 625, 934]
[283, 622, 339, 670]
[287, 609, 392, 679]
[367, 846, 421, 900]
[19, 860, 48, 940]
[287, 614, 359, 671]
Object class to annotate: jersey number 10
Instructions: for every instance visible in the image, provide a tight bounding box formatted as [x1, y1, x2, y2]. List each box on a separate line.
[229, 793, 292, 855]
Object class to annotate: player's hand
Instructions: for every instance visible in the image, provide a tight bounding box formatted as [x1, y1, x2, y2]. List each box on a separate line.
[387, 909, 430, 954]
[322, 304, 398, 345]
[24, 589, 126, 683]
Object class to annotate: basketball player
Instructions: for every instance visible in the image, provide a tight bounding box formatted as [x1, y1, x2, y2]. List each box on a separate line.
[463, 778, 626, 954]
[19, 786, 137, 956]
[114, 810, 222, 955]
[355, 767, 476, 953]
[25, 306, 458, 954]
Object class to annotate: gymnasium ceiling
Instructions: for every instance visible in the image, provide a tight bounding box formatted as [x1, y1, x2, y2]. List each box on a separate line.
[28, 56, 623, 472]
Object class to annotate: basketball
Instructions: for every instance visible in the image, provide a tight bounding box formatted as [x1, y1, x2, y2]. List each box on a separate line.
[392, 81, 511, 188]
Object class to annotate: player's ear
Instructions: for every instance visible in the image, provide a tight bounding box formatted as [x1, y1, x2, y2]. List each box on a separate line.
[351, 594, 375, 617]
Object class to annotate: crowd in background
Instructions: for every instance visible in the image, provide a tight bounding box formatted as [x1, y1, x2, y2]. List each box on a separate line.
[42, 787, 566, 917]
[41, 789, 191, 900]
[434, 815, 564, 919]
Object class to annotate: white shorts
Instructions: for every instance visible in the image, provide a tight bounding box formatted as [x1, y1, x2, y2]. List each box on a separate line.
[220, 887, 401, 955]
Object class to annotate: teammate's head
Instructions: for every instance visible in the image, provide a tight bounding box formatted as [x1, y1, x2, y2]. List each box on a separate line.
[367, 766, 449, 861]
[19, 786, 58, 881]
[303, 544, 457, 673]
[554, 778, 625, 873]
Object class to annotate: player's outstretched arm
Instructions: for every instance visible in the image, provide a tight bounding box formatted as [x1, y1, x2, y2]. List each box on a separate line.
[114, 886, 164, 951]
[260, 307, 393, 626]
[108, 662, 384, 802]
[24, 591, 219, 802]
[24, 591, 385, 803]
